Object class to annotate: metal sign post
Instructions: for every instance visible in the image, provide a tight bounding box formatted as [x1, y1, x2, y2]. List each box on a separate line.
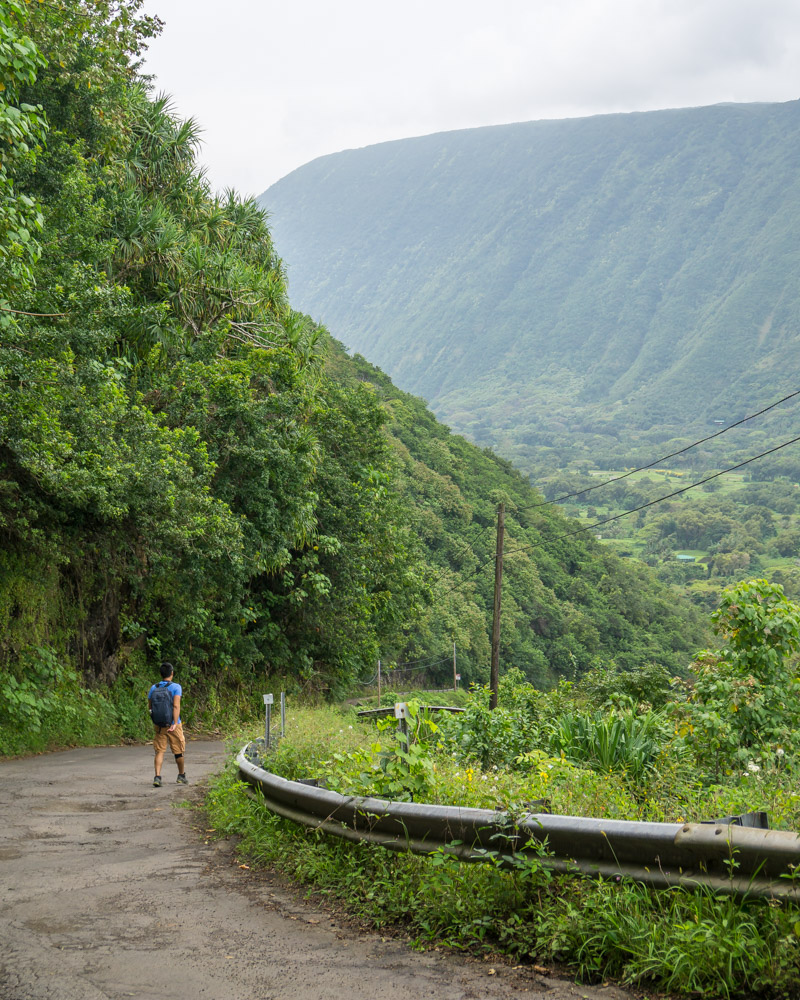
[280, 691, 286, 739]
[263, 693, 273, 749]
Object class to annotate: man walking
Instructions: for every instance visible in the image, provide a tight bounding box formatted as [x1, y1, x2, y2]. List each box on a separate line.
[148, 662, 187, 787]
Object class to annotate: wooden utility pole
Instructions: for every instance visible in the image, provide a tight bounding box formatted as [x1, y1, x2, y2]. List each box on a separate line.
[489, 501, 505, 709]
[453, 642, 457, 693]
[377, 659, 381, 707]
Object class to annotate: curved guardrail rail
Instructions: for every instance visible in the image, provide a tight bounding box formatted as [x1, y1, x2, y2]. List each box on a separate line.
[237, 745, 800, 899]
[356, 705, 466, 719]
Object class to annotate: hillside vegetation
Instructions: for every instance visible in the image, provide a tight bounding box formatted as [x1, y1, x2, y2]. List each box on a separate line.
[0, 1, 703, 754]
[326, 341, 704, 687]
[261, 101, 800, 475]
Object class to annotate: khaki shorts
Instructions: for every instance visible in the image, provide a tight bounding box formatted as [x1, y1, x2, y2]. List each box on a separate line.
[153, 723, 185, 756]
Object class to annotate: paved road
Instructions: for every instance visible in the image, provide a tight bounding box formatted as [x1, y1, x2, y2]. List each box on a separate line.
[0, 741, 634, 1000]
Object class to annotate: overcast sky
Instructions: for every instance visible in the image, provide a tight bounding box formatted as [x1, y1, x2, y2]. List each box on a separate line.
[139, 0, 800, 197]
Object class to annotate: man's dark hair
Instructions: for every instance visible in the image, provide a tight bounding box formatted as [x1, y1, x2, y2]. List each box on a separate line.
[160, 662, 174, 679]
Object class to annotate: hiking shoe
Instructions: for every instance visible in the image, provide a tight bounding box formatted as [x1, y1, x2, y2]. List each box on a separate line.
[153, 775, 162, 787]
[176, 774, 188, 785]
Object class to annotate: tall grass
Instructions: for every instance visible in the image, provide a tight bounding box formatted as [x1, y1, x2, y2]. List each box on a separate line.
[544, 708, 686, 784]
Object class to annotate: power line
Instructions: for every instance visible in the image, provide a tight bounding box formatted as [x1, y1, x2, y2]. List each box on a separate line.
[441, 516, 496, 569]
[358, 654, 453, 685]
[516, 388, 800, 512]
[458, 521, 494, 555]
[391, 655, 452, 672]
[392, 651, 449, 668]
[505, 432, 800, 559]
[435, 431, 800, 599]
[435, 549, 502, 600]
[448, 390, 800, 574]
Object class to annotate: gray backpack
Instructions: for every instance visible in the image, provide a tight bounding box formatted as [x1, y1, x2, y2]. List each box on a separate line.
[150, 684, 174, 728]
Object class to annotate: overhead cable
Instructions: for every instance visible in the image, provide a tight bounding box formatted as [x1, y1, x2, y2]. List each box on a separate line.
[515, 388, 800, 512]
[437, 432, 800, 598]
[393, 651, 451, 668]
[389, 656, 452, 672]
[506, 432, 800, 558]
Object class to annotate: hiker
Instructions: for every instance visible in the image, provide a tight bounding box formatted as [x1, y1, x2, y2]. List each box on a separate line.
[148, 662, 187, 787]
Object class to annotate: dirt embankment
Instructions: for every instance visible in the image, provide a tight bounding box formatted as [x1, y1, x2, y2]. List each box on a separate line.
[0, 741, 634, 1000]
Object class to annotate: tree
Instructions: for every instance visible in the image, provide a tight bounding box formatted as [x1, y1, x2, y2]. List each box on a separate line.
[0, 1, 46, 296]
[689, 579, 800, 770]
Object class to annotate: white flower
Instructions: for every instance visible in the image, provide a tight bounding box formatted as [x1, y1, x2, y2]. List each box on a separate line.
[777, 748, 785, 757]
[746, 762, 760, 773]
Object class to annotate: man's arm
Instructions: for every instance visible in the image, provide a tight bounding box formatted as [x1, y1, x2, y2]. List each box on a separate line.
[169, 694, 181, 731]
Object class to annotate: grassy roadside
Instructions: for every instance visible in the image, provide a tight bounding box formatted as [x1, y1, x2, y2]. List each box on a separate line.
[206, 705, 800, 999]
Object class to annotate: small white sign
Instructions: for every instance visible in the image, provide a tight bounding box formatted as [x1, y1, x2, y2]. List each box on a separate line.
[455, 674, 461, 681]
[263, 694, 274, 705]
[394, 702, 410, 720]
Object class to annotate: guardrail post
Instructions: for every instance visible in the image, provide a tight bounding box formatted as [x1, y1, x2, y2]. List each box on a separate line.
[394, 701, 410, 770]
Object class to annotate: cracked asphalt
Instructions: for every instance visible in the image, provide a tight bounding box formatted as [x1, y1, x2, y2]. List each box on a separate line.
[0, 741, 637, 1000]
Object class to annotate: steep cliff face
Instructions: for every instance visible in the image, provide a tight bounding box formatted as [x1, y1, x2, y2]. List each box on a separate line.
[261, 100, 800, 468]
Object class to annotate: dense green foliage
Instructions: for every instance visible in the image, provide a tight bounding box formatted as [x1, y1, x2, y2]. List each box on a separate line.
[0, 1, 705, 756]
[0, 2, 419, 732]
[261, 102, 800, 478]
[689, 579, 800, 777]
[252, 582, 800, 823]
[211, 584, 800, 995]
[327, 345, 705, 687]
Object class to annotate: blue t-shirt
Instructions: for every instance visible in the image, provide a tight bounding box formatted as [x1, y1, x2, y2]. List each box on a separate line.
[148, 680, 182, 724]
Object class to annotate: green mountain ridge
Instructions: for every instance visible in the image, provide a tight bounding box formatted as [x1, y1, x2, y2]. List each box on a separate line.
[260, 101, 800, 471]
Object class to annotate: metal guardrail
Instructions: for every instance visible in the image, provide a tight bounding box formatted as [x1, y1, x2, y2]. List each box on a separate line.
[356, 705, 466, 719]
[237, 745, 800, 899]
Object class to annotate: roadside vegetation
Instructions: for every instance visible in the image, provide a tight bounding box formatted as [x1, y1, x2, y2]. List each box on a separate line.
[208, 579, 800, 998]
[4, 8, 799, 993]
